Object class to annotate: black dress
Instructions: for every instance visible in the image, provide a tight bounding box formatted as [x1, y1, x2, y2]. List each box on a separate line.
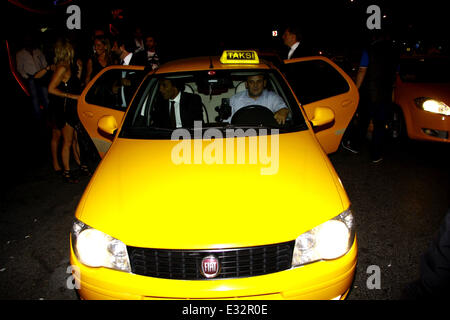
[90, 56, 107, 80]
[49, 65, 81, 129]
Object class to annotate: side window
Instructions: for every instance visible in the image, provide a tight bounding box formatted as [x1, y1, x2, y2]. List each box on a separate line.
[284, 60, 349, 105]
[85, 69, 145, 110]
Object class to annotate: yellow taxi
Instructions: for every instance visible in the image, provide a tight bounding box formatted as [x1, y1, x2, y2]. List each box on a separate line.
[391, 56, 450, 142]
[70, 50, 359, 300]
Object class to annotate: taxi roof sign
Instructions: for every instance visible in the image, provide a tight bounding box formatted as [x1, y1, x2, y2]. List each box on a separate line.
[220, 50, 259, 64]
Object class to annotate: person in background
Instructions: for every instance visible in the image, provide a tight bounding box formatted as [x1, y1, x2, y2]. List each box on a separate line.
[111, 36, 147, 66]
[144, 33, 160, 70]
[16, 33, 51, 123]
[89, 28, 106, 56]
[282, 25, 312, 59]
[110, 36, 147, 108]
[132, 26, 145, 53]
[84, 36, 112, 85]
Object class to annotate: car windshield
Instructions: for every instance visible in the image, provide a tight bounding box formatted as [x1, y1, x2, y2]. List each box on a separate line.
[120, 69, 307, 139]
[399, 57, 450, 83]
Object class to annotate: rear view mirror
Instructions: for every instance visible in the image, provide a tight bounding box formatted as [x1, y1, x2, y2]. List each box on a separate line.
[310, 107, 335, 127]
[98, 115, 118, 135]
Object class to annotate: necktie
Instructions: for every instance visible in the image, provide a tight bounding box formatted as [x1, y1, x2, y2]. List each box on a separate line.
[170, 100, 176, 128]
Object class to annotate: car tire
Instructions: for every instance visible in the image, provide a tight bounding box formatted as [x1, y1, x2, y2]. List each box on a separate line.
[387, 104, 407, 142]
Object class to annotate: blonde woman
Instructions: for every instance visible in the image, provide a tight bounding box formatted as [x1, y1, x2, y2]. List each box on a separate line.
[48, 38, 83, 183]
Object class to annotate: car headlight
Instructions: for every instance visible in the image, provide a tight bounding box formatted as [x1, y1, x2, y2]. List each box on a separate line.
[71, 219, 131, 272]
[414, 97, 450, 116]
[292, 209, 355, 267]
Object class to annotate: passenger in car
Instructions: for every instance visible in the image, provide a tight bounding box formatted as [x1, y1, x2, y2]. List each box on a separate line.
[226, 74, 289, 125]
[151, 78, 203, 128]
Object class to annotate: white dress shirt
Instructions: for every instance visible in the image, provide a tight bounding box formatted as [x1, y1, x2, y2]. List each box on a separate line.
[225, 89, 288, 122]
[122, 53, 133, 65]
[16, 48, 48, 79]
[120, 53, 133, 107]
[287, 42, 300, 59]
[134, 39, 144, 53]
[170, 91, 182, 128]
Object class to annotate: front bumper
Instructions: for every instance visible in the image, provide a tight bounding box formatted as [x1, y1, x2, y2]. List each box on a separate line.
[69, 238, 357, 300]
[406, 104, 449, 142]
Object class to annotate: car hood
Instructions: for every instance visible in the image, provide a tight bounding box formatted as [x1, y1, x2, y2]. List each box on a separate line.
[76, 130, 348, 249]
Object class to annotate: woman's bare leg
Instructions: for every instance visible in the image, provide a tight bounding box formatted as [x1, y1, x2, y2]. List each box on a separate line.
[61, 124, 74, 171]
[51, 128, 62, 171]
[72, 130, 81, 167]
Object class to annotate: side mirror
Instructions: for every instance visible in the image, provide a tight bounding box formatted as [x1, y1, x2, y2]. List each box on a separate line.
[310, 107, 335, 127]
[98, 115, 118, 135]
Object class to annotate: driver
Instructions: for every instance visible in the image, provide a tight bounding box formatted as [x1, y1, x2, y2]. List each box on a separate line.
[226, 73, 289, 125]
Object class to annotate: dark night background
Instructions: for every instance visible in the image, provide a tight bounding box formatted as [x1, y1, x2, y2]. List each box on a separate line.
[5, 0, 450, 60]
[4, 0, 449, 159]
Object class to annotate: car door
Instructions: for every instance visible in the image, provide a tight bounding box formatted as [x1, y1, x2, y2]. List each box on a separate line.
[78, 65, 146, 158]
[283, 56, 359, 154]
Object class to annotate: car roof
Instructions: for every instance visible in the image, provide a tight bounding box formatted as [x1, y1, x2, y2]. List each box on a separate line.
[154, 56, 273, 74]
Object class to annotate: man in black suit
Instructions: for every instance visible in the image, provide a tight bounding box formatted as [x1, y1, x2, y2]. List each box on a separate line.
[282, 25, 312, 59]
[111, 36, 147, 108]
[111, 37, 147, 66]
[151, 78, 203, 128]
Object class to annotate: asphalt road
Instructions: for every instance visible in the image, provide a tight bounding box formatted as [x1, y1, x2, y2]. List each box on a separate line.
[1, 78, 449, 300]
[330, 136, 449, 299]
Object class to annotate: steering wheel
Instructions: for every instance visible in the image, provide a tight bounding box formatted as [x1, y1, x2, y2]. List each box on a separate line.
[230, 105, 279, 127]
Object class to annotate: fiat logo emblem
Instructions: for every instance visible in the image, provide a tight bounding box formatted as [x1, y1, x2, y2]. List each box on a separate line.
[201, 255, 220, 279]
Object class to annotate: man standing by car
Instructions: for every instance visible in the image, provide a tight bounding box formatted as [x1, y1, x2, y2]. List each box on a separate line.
[111, 36, 147, 108]
[342, 30, 398, 163]
[282, 25, 312, 59]
[111, 37, 147, 66]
